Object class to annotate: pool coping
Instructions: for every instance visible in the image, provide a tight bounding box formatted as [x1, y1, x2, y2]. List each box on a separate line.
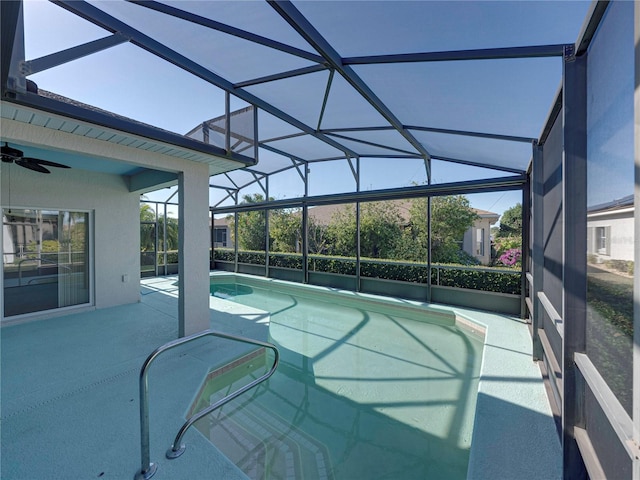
[210, 272, 562, 480]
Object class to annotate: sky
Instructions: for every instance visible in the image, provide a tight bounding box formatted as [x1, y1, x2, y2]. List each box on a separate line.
[20, 0, 593, 221]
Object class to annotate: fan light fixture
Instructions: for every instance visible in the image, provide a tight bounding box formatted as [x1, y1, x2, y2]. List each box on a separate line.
[1, 142, 70, 174]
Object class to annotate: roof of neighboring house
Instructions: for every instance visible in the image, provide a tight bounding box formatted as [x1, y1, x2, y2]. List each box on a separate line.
[587, 194, 634, 214]
[307, 204, 345, 225]
[474, 208, 501, 222]
[213, 217, 231, 227]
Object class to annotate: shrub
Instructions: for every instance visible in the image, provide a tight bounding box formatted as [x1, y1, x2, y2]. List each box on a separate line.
[498, 248, 522, 268]
[604, 259, 634, 275]
[164, 251, 179, 264]
[269, 253, 303, 269]
[309, 255, 357, 276]
[214, 248, 235, 262]
[360, 259, 429, 283]
[238, 250, 266, 265]
[433, 264, 521, 295]
[215, 251, 521, 295]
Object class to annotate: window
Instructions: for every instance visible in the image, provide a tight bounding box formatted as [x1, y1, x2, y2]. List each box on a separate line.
[3, 208, 91, 317]
[595, 226, 610, 255]
[214, 227, 227, 246]
[476, 228, 485, 256]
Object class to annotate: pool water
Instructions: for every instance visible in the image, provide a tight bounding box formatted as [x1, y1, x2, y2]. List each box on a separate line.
[202, 281, 484, 479]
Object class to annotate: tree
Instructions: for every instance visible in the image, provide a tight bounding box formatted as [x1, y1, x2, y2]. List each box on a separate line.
[395, 195, 478, 264]
[228, 194, 268, 251]
[325, 202, 403, 258]
[494, 203, 523, 267]
[360, 202, 404, 258]
[140, 204, 179, 252]
[270, 208, 302, 253]
[394, 198, 428, 262]
[268, 207, 330, 254]
[497, 203, 522, 238]
[307, 217, 330, 254]
[325, 204, 356, 256]
[140, 204, 156, 252]
[159, 216, 179, 251]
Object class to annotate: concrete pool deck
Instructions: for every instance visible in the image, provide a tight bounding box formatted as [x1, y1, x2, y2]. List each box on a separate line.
[1, 274, 560, 479]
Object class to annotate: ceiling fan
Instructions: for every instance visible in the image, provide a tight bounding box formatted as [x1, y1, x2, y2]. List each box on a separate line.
[1, 142, 70, 174]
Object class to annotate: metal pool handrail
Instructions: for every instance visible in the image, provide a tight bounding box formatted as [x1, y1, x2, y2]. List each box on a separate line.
[134, 329, 280, 480]
[17, 256, 72, 286]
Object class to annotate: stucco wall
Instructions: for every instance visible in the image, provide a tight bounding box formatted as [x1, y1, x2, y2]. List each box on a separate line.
[587, 211, 634, 262]
[1, 165, 140, 310]
[1, 116, 214, 333]
[463, 218, 494, 265]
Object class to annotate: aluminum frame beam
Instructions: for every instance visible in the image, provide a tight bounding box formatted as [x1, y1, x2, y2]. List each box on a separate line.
[317, 69, 335, 131]
[343, 44, 568, 65]
[531, 141, 544, 360]
[575, 1, 611, 55]
[1, 0, 22, 94]
[562, 50, 588, 479]
[128, 0, 325, 64]
[406, 125, 536, 144]
[430, 155, 526, 175]
[211, 174, 526, 214]
[234, 64, 328, 88]
[22, 34, 128, 75]
[52, 0, 358, 160]
[268, 0, 432, 162]
[326, 132, 421, 156]
[322, 125, 536, 146]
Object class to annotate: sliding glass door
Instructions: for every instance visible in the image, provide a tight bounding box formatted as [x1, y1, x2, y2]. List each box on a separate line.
[2, 208, 91, 317]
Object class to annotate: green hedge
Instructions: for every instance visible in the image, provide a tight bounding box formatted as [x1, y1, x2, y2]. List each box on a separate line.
[308, 255, 357, 276]
[212, 250, 521, 294]
[214, 249, 235, 262]
[214, 248, 266, 265]
[361, 259, 429, 283]
[269, 253, 303, 269]
[434, 265, 521, 295]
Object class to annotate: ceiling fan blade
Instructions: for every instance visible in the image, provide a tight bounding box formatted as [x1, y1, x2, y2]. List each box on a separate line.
[1, 142, 24, 160]
[21, 157, 70, 169]
[16, 159, 51, 174]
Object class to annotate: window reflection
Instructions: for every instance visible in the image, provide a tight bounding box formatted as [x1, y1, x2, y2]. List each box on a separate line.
[3, 208, 90, 317]
[585, 0, 634, 415]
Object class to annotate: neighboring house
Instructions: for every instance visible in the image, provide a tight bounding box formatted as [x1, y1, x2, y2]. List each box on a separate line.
[462, 209, 500, 265]
[212, 217, 233, 248]
[587, 194, 634, 262]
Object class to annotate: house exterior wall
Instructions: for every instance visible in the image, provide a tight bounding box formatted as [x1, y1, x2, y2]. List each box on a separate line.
[587, 209, 634, 262]
[1, 165, 140, 311]
[2, 117, 213, 333]
[213, 224, 232, 248]
[463, 217, 496, 265]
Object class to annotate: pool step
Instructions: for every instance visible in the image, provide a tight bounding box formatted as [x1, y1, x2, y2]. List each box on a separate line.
[196, 377, 333, 480]
[189, 349, 333, 480]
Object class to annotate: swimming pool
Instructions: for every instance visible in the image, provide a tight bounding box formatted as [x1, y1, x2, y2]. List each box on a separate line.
[199, 277, 484, 479]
